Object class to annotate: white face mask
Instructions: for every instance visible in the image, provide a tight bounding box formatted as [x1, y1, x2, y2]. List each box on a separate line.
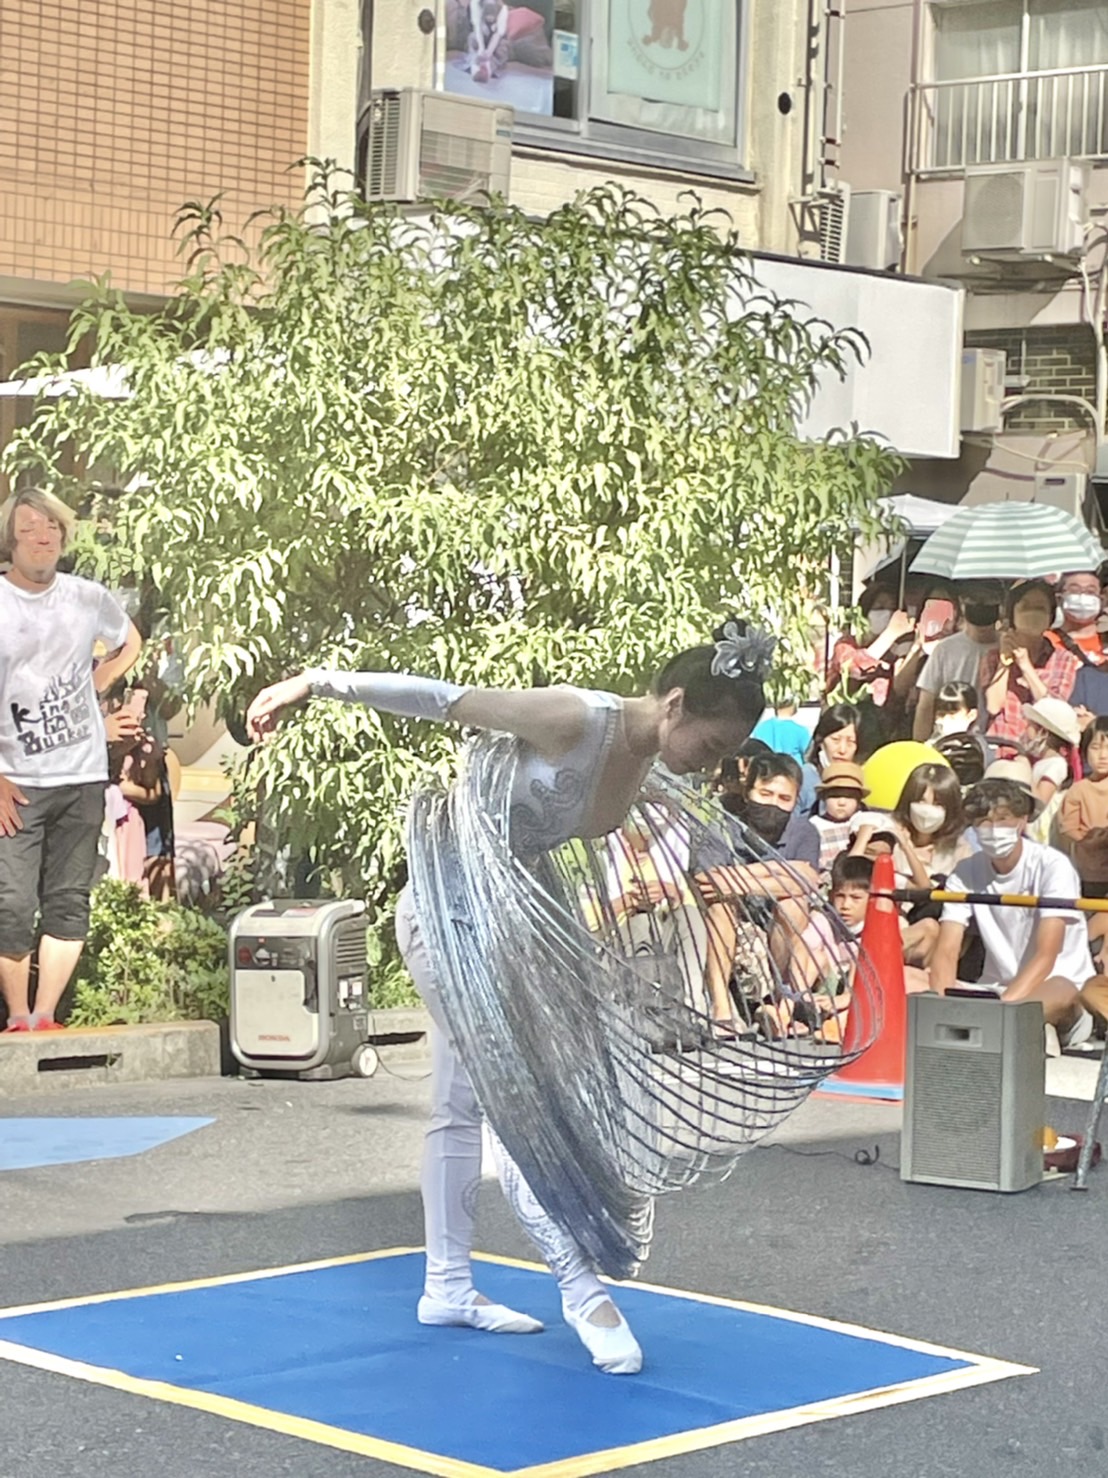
[1062, 593, 1101, 622]
[978, 825, 1021, 860]
[868, 609, 893, 634]
[935, 713, 971, 737]
[909, 801, 946, 835]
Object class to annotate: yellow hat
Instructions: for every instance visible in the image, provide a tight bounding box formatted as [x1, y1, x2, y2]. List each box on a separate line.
[861, 741, 951, 811]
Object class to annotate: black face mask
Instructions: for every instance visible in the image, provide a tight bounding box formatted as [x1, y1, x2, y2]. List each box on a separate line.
[964, 603, 999, 627]
[744, 800, 790, 845]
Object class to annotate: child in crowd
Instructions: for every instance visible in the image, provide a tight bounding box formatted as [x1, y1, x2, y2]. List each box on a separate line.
[1020, 696, 1080, 809]
[771, 852, 867, 1041]
[751, 699, 810, 767]
[828, 851, 872, 937]
[930, 681, 981, 739]
[810, 761, 868, 871]
[799, 702, 861, 815]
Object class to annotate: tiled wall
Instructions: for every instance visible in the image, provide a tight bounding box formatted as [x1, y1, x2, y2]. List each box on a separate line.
[964, 325, 1097, 434]
[0, 0, 312, 299]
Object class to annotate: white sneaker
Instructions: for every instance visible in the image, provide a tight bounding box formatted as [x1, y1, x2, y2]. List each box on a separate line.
[563, 1298, 643, 1375]
[1060, 1007, 1095, 1052]
[418, 1292, 543, 1334]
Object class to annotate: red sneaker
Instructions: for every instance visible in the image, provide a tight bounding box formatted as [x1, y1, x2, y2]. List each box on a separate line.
[30, 1018, 66, 1032]
[3, 1019, 32, 1033]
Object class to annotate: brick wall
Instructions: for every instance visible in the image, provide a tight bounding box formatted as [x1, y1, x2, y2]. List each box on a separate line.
[963, 324, 1097, 434]
[0, 0, 312, 300]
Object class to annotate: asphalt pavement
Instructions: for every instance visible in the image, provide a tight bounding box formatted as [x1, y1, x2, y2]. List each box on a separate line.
[1, 1061, 1106, 1478]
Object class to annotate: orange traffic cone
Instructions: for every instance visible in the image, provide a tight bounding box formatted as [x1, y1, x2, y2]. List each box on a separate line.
[822, 853, 908, 1101]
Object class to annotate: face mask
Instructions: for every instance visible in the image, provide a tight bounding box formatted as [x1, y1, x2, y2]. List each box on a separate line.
[964, 603, 999, 627]
[935, 713, 971, 736]
[977, 825, 1021, 860]
[1062, 594, 1101, 622]
[868, 609, 893, 634]
[744, 800, 790, 845]
[909, 801, 946, 835]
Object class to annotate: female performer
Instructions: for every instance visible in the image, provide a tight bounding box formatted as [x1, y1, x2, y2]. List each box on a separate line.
[247, 629, 824, 1376]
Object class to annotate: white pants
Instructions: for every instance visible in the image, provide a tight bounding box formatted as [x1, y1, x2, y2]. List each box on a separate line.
[395, 887, 605, 1307]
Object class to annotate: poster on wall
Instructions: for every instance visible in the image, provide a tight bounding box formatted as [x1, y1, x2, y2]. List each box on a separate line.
[607, 0, 723, 112]
[593, 0, 737, 146]
[442, 0, 561, 117]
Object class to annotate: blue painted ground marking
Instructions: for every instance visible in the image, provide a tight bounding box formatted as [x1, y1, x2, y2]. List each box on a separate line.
[0, 1117, 214, 1170]
[0, 1251, 1032, 1476]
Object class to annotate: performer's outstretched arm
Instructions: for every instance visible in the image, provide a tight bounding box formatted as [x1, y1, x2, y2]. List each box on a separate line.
[246, 669, 589, 757]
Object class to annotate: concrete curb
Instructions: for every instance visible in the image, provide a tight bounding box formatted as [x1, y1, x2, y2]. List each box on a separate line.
[0, 1009, 432, 1096]
[0, 1021, 221, 1098]
[365, 1006, 431, 1065]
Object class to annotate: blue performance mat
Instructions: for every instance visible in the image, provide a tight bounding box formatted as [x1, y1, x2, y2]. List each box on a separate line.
[0, 1117, 214, 1171]
[0, 1250, 1032, 1477]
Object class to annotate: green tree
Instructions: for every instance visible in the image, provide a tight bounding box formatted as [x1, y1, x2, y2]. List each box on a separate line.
[3, 173, 900, 934]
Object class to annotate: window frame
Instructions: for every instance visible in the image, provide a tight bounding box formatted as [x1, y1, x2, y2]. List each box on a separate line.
[435, 0, 754, 182]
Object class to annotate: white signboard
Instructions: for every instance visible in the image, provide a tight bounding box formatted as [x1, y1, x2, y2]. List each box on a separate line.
[747, 254, 965, 460]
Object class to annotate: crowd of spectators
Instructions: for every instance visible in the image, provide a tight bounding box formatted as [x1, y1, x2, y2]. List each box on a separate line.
[712, 569, 1108, 1053]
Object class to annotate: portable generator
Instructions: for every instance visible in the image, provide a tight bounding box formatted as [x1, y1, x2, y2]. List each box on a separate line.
[229, 899, 375, 1080]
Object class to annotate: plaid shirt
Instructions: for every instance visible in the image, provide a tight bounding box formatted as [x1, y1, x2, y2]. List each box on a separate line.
[980, 645, 1079, 746]
[811, 815, 856, 872]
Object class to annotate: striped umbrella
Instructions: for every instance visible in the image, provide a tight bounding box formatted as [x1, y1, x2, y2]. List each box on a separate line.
[909, 500, 1104, 581]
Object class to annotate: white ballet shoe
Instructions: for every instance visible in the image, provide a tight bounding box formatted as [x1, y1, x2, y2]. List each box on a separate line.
[418, 1291, 544, 1334]
[563, 1297, 643, 1375]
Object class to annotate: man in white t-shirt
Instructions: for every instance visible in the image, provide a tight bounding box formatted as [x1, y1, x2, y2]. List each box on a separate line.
[912, 584, 1001, 742]
[0, 488, 142, 1031]
[930, 772, 1094, 1049]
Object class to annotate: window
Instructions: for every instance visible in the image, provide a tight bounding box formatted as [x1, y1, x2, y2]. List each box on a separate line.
[439, 1, 747, 175]
[928, 0, 1108, 165]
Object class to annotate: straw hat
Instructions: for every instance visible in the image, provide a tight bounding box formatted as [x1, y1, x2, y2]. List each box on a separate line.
[1021, 696, 1080, 748]
[815, 761, 868, 795]
[981, 757, 1043, 817]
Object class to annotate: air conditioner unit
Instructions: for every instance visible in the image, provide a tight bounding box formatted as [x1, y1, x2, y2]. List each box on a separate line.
[901, 994, 1044, 1193]
[816, 184, 850, 265]
[845, 189, 903, 271]
[363, 88, 513, 205]
[962, 160, 1087, 259]
[1034, 469, 1088, 520]
[960, 347, 1006, 433]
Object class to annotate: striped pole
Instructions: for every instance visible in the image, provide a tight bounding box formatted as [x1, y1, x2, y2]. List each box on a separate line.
[882, 889, 1108, 915]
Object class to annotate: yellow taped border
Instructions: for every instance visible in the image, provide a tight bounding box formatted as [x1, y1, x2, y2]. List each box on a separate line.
[0, 1248, 1036, 1478]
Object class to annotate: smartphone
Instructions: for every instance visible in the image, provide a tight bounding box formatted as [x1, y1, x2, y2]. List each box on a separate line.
[919, 598, 956, 642]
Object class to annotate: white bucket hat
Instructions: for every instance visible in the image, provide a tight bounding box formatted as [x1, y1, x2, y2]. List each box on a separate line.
[1021, 696, 1080, 748]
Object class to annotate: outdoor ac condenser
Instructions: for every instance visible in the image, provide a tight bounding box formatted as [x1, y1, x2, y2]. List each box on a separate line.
[844, 189, 903, 271]
[816, 184, 850, 265]
[901, 994, 1044, 1192]
[960, 347, 1006, 433]
[364, 88, 513, 204]
[962, 160, 1086, 259]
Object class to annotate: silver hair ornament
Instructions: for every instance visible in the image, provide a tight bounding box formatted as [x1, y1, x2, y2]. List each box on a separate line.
[711, 624, 776, 681]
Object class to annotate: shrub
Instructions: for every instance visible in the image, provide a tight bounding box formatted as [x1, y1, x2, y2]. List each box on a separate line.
[68, 879, 229, 1027]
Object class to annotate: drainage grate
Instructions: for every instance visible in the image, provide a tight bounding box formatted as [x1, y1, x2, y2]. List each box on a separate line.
[38, 1053, 121, 1073]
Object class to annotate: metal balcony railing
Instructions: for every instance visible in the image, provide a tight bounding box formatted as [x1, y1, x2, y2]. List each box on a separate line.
[910, 64, 1108, 173]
